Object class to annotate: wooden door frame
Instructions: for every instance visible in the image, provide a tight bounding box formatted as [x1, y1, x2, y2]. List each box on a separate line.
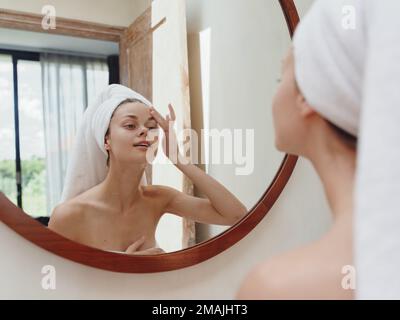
[0, 0, 300, 273]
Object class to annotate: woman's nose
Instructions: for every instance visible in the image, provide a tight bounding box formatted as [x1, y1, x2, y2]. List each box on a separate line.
[138, 126, 149, 137]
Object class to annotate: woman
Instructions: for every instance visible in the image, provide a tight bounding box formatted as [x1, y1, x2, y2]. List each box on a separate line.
[238, 0, 400, 299]
[48, 87, 247, 255]
[237, 48, 355, 299]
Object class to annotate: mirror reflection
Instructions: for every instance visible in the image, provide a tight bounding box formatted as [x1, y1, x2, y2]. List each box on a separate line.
[0, 0, 290, 254]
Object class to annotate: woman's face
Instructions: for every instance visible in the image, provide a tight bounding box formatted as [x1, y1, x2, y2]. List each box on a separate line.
[105, 101, 160, 166]
[272, 48, 315, 156]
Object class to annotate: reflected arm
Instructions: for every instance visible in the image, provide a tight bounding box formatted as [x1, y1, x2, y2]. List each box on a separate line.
[162, 160, 248, 226]
[150, 103, 247, 225]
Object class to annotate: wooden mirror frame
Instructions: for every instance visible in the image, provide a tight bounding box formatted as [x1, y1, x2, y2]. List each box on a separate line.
[0, 0, 299, 273]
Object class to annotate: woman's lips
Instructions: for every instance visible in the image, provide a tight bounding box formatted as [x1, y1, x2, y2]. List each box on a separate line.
[133, 141, 156, 151]
[133, 145, 149, 151]
[133, 143, 151, 151]
[134, 142, 149, 146]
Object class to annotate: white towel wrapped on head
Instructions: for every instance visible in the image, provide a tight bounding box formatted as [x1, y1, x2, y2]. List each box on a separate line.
[59, 84, 152, 203]
[292, 0, 364, 137]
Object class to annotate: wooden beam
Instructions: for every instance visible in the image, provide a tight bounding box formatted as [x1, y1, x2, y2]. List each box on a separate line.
[0, 8, 126, 42]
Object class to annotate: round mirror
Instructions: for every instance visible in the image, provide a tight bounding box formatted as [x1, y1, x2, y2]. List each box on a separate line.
[0, 0, 299, 272]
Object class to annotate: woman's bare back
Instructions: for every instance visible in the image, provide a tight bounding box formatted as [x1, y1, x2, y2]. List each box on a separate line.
[48, 185, 168, 253]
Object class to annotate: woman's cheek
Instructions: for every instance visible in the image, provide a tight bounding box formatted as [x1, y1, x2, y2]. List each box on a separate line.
[115, 127, 133, 147]
[272, 86, 285, 126]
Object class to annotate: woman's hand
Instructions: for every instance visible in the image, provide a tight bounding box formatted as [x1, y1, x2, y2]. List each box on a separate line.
[149, 104, 183, 164]
[125, 237, 165, 255]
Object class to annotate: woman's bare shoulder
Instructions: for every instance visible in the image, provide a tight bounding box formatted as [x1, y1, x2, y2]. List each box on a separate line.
[50, 200, 85, 220]
[52, 185, 103, 218]
[141, 185, 181, 215]
[237, 235, 353, 300]
[141, 184, 176, 195]
[48, 200, 86, 240]
[141, 185, 179, 201]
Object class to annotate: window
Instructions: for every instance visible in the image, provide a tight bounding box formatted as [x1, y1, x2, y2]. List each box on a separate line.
[0, 49, 109, 217]
[0, 54, 16, 205]
[18, 60, 46, 217]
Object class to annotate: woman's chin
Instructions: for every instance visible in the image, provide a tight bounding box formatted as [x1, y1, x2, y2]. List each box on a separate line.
[132, 152, 155, 165]
[274, 138, 285, 153]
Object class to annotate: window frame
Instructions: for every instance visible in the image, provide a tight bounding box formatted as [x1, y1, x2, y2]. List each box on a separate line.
[0, 48, 40, 209]
[0, 48, 112, 220]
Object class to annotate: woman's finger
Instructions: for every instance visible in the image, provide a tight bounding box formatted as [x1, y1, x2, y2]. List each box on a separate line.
[168, 104, 176, 121]
[125, 236, 145, 253]
[128, 247, 165, 255]
[150, 107, 168, 130]
[143, 248, 165, 255]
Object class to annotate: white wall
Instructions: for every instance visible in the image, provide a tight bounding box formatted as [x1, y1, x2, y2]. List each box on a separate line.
[295, 0, 315, 19]
[0, 0, 330, 299]
[186, 0, 294, 239]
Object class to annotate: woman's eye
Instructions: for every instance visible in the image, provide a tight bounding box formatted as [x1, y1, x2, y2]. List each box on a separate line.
[150, 127, 159, 130]
[125, 124, 136, 129]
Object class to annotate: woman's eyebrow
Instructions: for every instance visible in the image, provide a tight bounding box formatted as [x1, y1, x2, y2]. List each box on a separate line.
[123, 114, 138, 119]
[123, 115, 156, 121]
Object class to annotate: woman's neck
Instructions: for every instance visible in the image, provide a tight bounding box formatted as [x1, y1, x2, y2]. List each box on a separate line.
[98, 161, 146, 213]
[307, 129, 356, 222]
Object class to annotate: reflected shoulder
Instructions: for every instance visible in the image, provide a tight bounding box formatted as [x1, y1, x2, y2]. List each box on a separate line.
[48, 201, 84, 240]
[141, 184, 180, 199]
[141, 185, 182, 215]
